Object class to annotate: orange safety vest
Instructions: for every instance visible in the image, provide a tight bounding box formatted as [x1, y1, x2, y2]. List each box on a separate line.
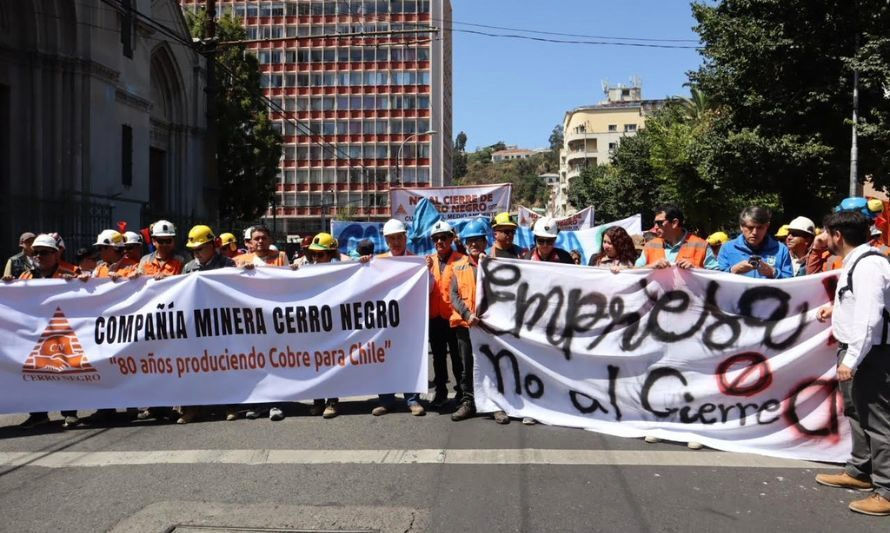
[234, 251, 289, 267]
[428, 251, 464, 320]
[642, 234, 708, 268]
[137, 252, 184, 276]
[94, 257, 138, 278]
[820, 251, 843, 272]
[449, 256, 478, 329]
[19, 263, 78, 280]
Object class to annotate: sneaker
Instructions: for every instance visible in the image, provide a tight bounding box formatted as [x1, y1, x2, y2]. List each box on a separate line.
[372, 405, 389, 416]
[687, 441, 704, 450]
[136, 409, 152, 420]
[521, 417, 536, 426]
[19, 414, 50, 429]
[451, 402, 476, 421]
[849, 493, 890, 516]
[62, 415, 79, 429]
[815, 472, 873, 491]
[409, 404, 426, 416]
[225, 411, 238, 421]
[176, 408, 197, 425]
[644, 435, 660, 443]
[245, 409, 260, 419]
[493, 410, 510, 425]
[323, 403, 338, 419]
[269, 407, 284, 421]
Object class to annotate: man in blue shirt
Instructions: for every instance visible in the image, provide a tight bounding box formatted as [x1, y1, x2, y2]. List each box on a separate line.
[718, 206, 793, 279]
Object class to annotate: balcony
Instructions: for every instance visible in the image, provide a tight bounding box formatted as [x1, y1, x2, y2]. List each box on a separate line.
[565, 149, 598, 166]
[565, 130, 601, 144]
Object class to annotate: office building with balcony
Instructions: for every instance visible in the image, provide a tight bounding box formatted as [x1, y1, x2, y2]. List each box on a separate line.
[555, 81, 665, 214]
[182, 0, 453, 235]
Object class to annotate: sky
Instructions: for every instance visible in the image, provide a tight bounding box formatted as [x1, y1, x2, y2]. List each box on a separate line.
[450, 0, 705, 150]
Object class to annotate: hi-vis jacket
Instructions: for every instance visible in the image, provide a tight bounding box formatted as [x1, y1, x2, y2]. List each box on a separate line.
[449, 255, 478, 328]
[428, 251, 464, 320]
[641, 234, 709, 267]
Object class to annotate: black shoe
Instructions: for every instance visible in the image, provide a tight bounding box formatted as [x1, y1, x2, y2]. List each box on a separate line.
[19, 414, 50, 429]
[451, 403, 476, 421]
[429, 393, 448, 410]
[493, 410, 510, 424]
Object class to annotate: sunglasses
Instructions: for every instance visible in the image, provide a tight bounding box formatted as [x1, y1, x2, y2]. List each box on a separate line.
[154, 238, 174, 245]
[497, 229, 515, 235]
[466, 237, 486, 245]
[536, 238, 556, 246]
[34, 249, 56, 256]
[653, 220, 668, 227]
[124, 244, 141, 249]
[432, 234, 452, 242]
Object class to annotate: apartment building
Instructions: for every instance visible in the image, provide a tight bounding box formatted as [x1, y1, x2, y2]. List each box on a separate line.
[555, 81, 665, 214]
[181, 0, 452, 234]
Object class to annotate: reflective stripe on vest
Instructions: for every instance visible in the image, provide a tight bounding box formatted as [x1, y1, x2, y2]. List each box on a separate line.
[449, 258, 477, 328]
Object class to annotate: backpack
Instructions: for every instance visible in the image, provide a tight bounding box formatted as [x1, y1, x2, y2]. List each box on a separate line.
[838, 250, 890, 345]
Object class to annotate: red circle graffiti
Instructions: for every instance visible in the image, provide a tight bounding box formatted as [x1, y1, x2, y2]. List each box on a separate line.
[716, 352, 773, 397]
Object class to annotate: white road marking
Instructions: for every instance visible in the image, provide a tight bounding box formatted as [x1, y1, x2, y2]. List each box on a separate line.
[0, 449, 825, 469]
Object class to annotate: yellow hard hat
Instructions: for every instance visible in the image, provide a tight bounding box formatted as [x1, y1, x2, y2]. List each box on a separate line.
[219, 232, 237, 247]
[308, 232, 338, 251]
[492, 212, 517, 229]
[868, 198, 884, 215]
[706, 231, 729, 245]
[186, 225, 216, 249]
[774, 224, 790, 238]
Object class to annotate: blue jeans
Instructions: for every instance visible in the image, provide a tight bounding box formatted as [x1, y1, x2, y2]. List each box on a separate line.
[378, 393, 420, 407]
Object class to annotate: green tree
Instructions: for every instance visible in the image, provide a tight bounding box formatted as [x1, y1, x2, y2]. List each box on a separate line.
[452, 131, 468, 180]
[458, 152, 551, 208]
[690, 0, 890, 218]
[188, 10, 282, 226]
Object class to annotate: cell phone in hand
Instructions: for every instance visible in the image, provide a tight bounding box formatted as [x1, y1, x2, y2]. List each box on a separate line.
[748, 255, 761, 267]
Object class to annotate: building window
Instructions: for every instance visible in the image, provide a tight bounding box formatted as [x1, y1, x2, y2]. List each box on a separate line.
[121, 125, 133, 187]
[624, 124, 637, 132]
[608, 124, 617, 132]
[608, 142, 618, 152]
[120, 0, 133, 58]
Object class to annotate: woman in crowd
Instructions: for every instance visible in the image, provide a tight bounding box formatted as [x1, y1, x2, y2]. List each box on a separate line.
[589, 226, 638, 272]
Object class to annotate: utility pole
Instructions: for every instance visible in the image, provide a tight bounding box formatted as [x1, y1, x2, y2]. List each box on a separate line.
[849, 5, 861, 197]
[204, 0, 220, 226]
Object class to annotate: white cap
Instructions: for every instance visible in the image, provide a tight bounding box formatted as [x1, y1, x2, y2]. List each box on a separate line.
[150, 220, 176, 237]
[787, 216, 815, 236]
[123, 231, 143, 245]
[269, 244, 278, 252]
[533, 217, 559, 239]
[94, 229, 124, 247]
[383, 219, 407, 236]
[32, 234, 59, 251]
[429, 220, 453, 237]
[243, 226, 255, 241]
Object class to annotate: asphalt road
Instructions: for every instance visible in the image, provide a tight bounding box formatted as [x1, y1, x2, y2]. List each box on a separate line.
[0, 399, 885, 533]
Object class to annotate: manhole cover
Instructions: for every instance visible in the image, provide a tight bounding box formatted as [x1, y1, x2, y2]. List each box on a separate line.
[165, 524, 380, 533]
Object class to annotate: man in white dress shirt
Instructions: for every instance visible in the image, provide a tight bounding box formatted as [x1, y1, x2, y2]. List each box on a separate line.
[814, 211, 890, 516]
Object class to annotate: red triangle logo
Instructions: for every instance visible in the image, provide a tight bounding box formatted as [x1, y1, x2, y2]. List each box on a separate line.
[22, 308, 96, 374]
[395, 204, 407, 216]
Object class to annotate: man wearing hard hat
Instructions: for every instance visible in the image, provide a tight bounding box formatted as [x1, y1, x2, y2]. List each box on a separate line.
[235, 225, 288, 268]
[524, 217, 573, 263]
[488, 212, 526, 259]
[783, 216, 816, 277]
[426, 220, 465, 410]
[218, 232, 240, 259]
[91, 230, 138, 279]
[706, 231, 729, 257]
[134, 220, 184, 279]
[123, 231, 144, 262]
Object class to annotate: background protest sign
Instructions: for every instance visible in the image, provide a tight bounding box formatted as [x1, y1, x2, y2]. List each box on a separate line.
[517, 205, 595, 231]
[0, 259, 428, 413]
[471, 259, 847, 462]
[331, 220, 388, 256]
[390, 183, 511, 223]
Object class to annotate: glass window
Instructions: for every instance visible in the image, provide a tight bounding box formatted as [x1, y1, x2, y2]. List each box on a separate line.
[376, 48, 389, 62]
[363, 95, 375, 109]
[417, 47, 430, 61]
[418, 143, 430, 158]
[246, 4, 259, 17]
[310, 1, 324, 15]
[285, 74, 296, 87]
[419, 71, 430, 84]
[336, 120, 349, 134]
[310, 146, 322, 160]
[338, 72, 350, 86]
[285, 169, 296, 183]
[377, 96, 389, 110]
[390, 120, 402, 134]
[285, 122, 296, 135]
[297, 97, 309, 111]
[310, 98, 323, 111]
[375, 121, 388, 134]
[311, 25, 324, 36]
[403, 95, 416, 108]
[350, 95, 362, 109]
[286, 2, 298, 16]
[322, 97, 335, 111]
[323, 49, 335, 62]
[418, 119, 429, 132]
[363, 120, 375, 134]
[349, 72, 362, 85]
[297, 26, 310, 37]
[349, 145, 362, 158]
[297, 146, 309, 160]
[323, 73, 335, 86]
[349, 121, 361, 134]
[391, 48, 402, 62]
[404, 120, 416, 134]
[285, 97, 297, 111]
[336, 96, 349, 110]
[350, 48, 363, 62]
[418, 95, 430, 109]
[338, 48, 349, 62]
[391, 95, 402, 109]
[363, 48, 376, 62]
[324, 2, 336, 15]
[297, 73, 309, 87]
[403, 0, 417, 14]
[284, 146, 296, 160]
[376, 145, 388, 159]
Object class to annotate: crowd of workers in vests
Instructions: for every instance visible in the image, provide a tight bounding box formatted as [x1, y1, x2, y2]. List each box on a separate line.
[3, 195, 890, 516]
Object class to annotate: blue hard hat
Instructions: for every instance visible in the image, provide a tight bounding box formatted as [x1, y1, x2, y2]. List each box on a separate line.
[835, 197, 877, 219]
[460, 219, 490, 240]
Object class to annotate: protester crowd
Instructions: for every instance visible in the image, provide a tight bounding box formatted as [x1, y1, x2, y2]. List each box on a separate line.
[4, 195, 890, 516]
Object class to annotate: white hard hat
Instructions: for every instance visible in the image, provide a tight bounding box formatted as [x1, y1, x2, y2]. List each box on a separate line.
[787, 216, 815, 236]
[94, 229, 124, 247]
[123, 231, 143, 245]
[243, 226, 255, 241]
[383, 219, 407, 236]
[871, 224, 883, 238]
[151, 220, 176, 237]
[48, 232, 66, 250]
[32, 234, 59, 251]
[533, 217, 559, 239]
[429, 220, 453, 237]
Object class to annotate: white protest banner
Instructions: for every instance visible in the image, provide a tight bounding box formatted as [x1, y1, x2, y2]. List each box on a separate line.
[390, 183, 512, 223]
[518, 205, 595, 231]
[471, 259, 847, 462]
[0, 259, 428, 413]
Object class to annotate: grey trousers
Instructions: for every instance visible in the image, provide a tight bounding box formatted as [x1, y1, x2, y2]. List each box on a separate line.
[846, 346, 890, 499]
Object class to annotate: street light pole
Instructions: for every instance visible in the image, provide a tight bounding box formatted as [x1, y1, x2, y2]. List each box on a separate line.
[396, 129, 437, 186]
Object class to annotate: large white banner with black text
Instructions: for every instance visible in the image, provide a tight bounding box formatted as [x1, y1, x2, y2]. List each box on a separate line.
[389, 183, 512, 223]
[471, 258, 847, 462]
[0, 259, 429, 413]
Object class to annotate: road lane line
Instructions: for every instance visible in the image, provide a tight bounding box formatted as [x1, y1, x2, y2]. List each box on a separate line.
[0, 449, 827, 469]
